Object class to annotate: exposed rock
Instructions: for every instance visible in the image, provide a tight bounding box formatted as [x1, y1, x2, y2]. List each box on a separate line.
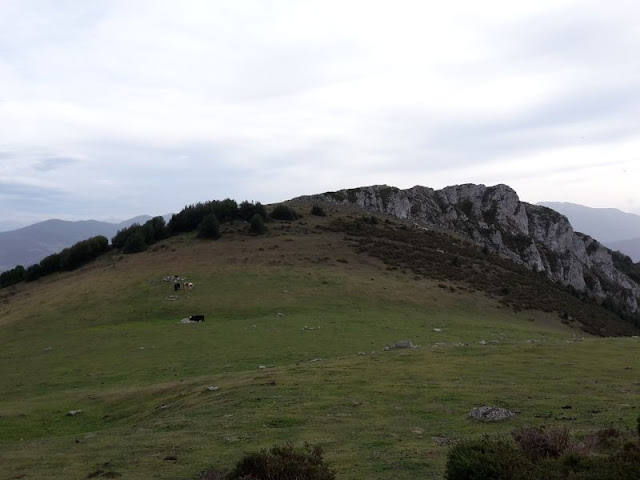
[206, 386, 219, 392]
[296, 183, 640, 319]
[386, 340, 415, 350]
[67, 410, 82, 416]
[469, 406, 516, 422]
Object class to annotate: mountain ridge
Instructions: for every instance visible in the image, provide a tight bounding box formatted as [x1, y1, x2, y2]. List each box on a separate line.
[295, 183, 640, 322]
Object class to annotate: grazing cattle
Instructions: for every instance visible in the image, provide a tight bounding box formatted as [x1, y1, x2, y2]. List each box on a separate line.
[189, 314, 205, 322]
[174, 282, 181, 291]
[186, 282, 194, 290]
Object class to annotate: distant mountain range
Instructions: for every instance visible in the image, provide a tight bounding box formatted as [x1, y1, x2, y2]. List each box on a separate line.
[0, 215, 169, 272]
[537, 202, 640, 262]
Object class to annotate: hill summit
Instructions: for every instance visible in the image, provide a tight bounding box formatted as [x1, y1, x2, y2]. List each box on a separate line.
[296, 183, 640, 322]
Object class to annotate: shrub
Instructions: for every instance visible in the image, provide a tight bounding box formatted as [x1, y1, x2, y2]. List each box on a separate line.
[445, 436, 530, 480]
[512, 426, 571, 462]
[311, 205, 327, 216]
[239, 201, 268, 222]
[198, 214, 221, 240]
[270, 205, 300, 221]
[123, 230, 148, 253]
[248, 214, 267, 235]
[227, 443, 336, 480]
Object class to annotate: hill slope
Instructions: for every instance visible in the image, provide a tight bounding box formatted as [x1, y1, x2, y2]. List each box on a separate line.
[1, 204, 639, 479]
[297, 184, 640, 324]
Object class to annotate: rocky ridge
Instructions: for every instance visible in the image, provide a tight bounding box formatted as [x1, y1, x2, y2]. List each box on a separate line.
[295, 184, 640, 318]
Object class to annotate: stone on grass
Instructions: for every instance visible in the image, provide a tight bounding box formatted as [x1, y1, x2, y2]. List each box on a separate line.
[67, 410, 82, 416]
[469, 406, 516, 422]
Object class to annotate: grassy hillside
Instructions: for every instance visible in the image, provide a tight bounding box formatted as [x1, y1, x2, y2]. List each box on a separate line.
[1, 205, 638, 479]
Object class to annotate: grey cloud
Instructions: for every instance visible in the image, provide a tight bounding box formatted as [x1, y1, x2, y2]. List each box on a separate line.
[34, 156, 78, 172]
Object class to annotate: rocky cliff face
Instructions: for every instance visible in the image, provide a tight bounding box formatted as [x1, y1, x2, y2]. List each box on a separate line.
[296, 184, 640, 316]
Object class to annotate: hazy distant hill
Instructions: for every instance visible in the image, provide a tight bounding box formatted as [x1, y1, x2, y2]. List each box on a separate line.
[606, 238, 640, 263]
[537, 202, 640, 243]
[538, 202, 640, 261]
[0, 216, 157, 271]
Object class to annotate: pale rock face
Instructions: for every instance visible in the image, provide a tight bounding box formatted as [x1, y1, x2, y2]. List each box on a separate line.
[297, 183, 640, 315]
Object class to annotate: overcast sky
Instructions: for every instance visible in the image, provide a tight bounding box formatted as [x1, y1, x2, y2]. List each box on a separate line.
[1, 0, 639, 228]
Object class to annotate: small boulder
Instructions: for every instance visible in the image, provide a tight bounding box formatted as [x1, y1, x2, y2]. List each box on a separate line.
[469, 406, 515, 422]
[67, 410, 82, 417]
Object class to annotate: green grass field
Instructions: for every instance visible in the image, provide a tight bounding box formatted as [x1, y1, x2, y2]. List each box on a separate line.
[1, 213, 638, 479]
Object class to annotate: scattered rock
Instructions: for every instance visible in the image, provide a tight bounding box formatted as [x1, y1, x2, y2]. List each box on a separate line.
[276, 312, 285, 317]
[433, 328, 443, 332]
[67, 410, 82, 417]
[432, 435, 455, 446]
[479, 340, 487, 345]
[309, 358, 323, 363]
[412, 427, 424, 435]
[469, 406, 516, 422]
[386, 340, 415, 350]
[206, 386, 220, 392]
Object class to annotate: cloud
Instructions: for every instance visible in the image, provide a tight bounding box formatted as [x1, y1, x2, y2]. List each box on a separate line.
[0, 0, 638, 222]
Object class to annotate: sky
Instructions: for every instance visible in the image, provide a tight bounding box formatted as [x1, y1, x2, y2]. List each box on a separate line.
[1, 0, 639, 229]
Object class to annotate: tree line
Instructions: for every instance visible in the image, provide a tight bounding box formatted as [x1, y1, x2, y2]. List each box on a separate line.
[0, 199, 296, 289]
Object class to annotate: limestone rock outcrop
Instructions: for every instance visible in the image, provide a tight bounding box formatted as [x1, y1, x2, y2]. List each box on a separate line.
[296, 184, 640, 316]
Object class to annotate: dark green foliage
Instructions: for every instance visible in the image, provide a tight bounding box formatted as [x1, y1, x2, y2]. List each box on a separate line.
[17, 236, 110, 282]
[239, 201, 267, 222]
[311, 205, 327, 216]
[227, 443, 336, 480]
[445, 436, 528, 480]
[0, 265, 25, 288]
[24, 264, 43, 282]
[111, 223, 144, 249]
[168, 198, 238, 234]
[122, 230, 147, 253]
[59, 236, 109, 271]
[248, 214, 267, 235]
[197, 214, 221, 240]
[270, 205, 300, 221]
[446, 427, 640, 480]
[329, 217, 639, 336]
[143, 216, 168, 244]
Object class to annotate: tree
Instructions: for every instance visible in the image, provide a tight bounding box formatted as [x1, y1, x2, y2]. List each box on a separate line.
[123, 230, 147, 253]
[197, 213, 221, 240]
[249, 213, 267, 235]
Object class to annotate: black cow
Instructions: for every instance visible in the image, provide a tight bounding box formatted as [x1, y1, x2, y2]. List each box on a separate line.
[189, 315, 205, 322]
[174, 282, 181, 291]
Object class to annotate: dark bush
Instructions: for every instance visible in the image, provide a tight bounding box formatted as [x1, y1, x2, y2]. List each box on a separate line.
[270, 205, 300, 221]
[123, 230, 148, 253]
[0, 265, 25, 288]
[311, 205, 327, 216]
[112, 223, 144, 249]
[227, 443, 336, 480]
[198, 214, 221, 240]
[512, 426, 571, 462]
[239, 201, 267, 222]
[445, 436, 530, 480]
[249, 214, 267, 235]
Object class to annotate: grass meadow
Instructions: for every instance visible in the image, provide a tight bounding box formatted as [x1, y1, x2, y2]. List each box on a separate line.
[1, 213, 638, 479]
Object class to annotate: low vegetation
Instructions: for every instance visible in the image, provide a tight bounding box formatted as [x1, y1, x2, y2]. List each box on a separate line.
[1, 201, 639, 479]
[325, 216, 639, 336]
[445, 423, 640, 480]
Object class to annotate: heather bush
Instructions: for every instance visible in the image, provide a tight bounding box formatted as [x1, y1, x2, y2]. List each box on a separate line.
[270, 205, 300, 221]
[227, 443, 336, 480]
